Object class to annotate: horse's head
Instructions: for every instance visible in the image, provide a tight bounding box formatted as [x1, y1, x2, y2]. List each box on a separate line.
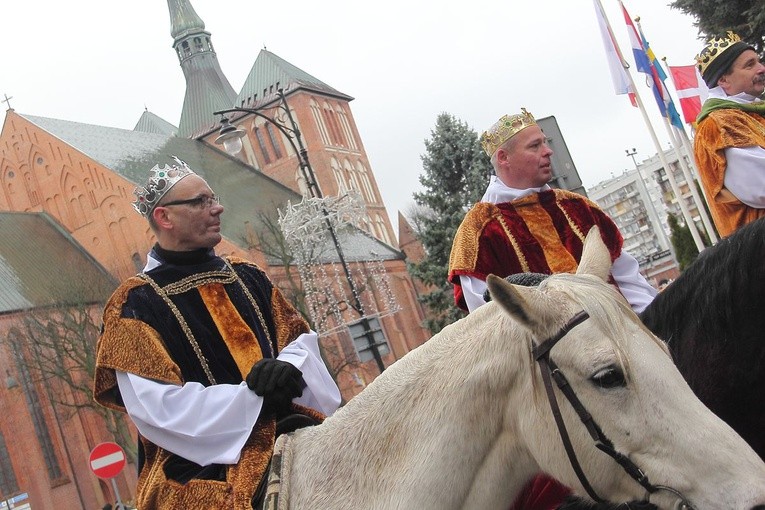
[487, 227, 765, 510]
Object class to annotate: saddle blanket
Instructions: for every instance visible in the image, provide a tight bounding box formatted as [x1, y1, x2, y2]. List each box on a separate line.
[264, 433, 292, 510]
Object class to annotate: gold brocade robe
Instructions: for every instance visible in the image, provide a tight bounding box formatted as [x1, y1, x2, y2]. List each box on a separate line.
[694, 108, 765, 237]
[94, 256, 321, 510]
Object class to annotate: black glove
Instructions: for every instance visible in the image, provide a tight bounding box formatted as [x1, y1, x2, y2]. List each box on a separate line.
[246, 359, 305, 412]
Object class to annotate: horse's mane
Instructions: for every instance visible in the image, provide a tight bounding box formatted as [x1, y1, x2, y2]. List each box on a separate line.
[544, 272, 667, 359]
[543, 273, 667, 391]
[641, 217, 765, 398]
[642, 217, 765, 343]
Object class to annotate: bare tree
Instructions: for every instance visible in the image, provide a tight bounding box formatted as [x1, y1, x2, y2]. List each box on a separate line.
[13, 300, 138, 464]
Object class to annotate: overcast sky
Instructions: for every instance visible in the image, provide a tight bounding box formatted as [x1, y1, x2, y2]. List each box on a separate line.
[2, 1, 705, 234]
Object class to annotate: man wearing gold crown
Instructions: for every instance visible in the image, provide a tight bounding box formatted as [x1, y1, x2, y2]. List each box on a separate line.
[694, 32, 765, 237]
[94, 158, 340, 509]
[448, 110, 657, 510]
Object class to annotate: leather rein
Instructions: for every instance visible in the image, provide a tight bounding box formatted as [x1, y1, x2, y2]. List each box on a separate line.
[531, 310, 695, 510]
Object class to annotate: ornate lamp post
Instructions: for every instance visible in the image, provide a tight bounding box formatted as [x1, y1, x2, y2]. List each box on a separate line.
[213, 90, 393, 373]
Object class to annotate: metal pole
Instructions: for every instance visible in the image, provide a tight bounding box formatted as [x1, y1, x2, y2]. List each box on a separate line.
[626, 149, 671, 253]
[111, 478, 124, 509]
[273, 90, 366, 315]
[365, 318, 386, 373]
[213, 91, 384, 368]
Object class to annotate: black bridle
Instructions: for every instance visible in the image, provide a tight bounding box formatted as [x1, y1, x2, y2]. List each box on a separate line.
[532, 310, 695, 509]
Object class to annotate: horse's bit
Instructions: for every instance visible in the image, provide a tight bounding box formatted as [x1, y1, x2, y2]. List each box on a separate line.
[532, 310, 696, 510]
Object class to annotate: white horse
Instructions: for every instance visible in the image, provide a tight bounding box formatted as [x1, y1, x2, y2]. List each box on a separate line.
[282, 229, 765, 510]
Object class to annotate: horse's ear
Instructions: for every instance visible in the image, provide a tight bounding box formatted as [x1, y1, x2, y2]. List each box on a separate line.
[486, 274, 542, 328]
[576, 226, 611, 282]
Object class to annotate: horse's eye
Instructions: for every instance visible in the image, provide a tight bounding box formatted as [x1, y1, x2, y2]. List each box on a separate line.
[591, 366, 626, 389]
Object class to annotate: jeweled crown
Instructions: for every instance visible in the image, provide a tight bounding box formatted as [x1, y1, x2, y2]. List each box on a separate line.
[481, 108, 537, 157]
[696, 31, 742, 76]
[132, 156, 196, 218]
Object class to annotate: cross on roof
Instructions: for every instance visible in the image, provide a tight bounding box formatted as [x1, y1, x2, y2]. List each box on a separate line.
[2, 94, 12, 110]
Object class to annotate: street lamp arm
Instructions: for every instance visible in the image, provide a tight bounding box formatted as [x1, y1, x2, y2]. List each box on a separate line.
[212, 108, 300, 150]
[212, 89, 321, 199]
[211, 90, 365, 315]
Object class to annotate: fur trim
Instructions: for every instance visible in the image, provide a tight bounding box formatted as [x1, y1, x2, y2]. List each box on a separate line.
[449, 202, 500, 273]
[270, 287, 310, 352]
[695, 109, 765, 236]
[95, 278, 183, 410]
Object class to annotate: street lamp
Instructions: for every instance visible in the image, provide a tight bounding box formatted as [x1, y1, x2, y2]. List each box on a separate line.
[625, 148, 638, 168]
[625, 147, 672, 269]
[212, 90, 388, 373]
[214, 89, 321, 199]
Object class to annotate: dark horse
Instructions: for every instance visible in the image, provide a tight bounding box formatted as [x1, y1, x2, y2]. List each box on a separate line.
[640, 216, 765, 461]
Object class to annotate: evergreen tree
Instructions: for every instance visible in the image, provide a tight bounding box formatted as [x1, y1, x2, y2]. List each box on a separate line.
[409, 113, 491, 333]
[667, 212, 700, 270]
[671, 0, 765, 54]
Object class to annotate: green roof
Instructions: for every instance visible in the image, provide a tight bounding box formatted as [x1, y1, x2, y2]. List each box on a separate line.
[134, 110, 178, 136]
[236, 50, 353, 108]
[0, 212, 118, 314]
[20, 114, 402, 263]
[168, 0, 206, 40]
[23, 113, 300, 249]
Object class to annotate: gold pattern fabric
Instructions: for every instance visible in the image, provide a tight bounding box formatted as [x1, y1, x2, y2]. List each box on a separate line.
[199, 282, 263, 379]
[448, 189, 623, 311]
[95, 255, 316, 509]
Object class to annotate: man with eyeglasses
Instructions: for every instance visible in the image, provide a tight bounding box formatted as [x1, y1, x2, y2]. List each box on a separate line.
[94, 157, 341, 509]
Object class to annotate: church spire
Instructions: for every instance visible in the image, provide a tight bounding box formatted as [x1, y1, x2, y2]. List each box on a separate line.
[167, 0, 236, 138]
[168, 0, 205, 39]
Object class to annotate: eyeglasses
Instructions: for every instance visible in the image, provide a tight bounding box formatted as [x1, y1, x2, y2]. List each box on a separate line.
[161, 194, 220, 209]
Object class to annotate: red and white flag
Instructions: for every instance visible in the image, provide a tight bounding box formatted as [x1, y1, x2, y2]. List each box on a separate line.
[668, 65, 708, 124]
[593, 0, 636, 106]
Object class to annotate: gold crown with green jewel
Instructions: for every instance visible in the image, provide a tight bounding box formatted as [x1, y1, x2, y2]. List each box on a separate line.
[481, 108, 537, 157]
[132, 156, 195, 218]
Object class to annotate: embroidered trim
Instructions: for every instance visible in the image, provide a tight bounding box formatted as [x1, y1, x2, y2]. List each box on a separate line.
[162, 270, 238, 295]
[497, 215, 530, 272]
[224, 258, 274, 356]
[139, 272, 217, 385]
[556, 195, 586, 243]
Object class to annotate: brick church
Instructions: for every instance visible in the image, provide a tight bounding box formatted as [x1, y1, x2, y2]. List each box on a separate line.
[0, 0, 430, 507]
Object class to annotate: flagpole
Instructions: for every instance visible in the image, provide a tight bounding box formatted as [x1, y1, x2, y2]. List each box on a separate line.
[609, 0, 705, 252]
[628, 26, 718, 245]
[663, 56, 719, 243]
[666, 120, 719, 243]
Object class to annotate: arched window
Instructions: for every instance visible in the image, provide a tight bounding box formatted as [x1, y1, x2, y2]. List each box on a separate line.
[254, 126, 271, 164]
[331, 158, 347, 193]
[355, 161, 376, 203]
[7, 329, 62, 481]
[322, 101, 346, 147]
[310, 100, 331, 145]
[265, 124, 283, 159]
[336, 106, 357, 150]
[0, 430, 18, 496]
[344, 160, 360, 194]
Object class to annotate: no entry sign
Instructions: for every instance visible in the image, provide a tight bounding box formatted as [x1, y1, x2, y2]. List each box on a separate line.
[89, 442, 126, 479]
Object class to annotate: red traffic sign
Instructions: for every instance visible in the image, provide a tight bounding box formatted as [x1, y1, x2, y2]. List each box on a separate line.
[89, 442, 126, 479]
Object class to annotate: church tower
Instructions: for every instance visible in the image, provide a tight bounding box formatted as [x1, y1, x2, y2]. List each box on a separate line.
[168, 0, 236, 137]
